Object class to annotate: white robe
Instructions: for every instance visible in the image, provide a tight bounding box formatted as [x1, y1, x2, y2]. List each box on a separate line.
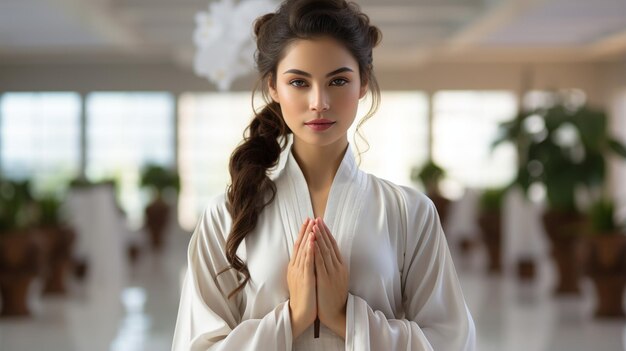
[172, 144, 476, 351]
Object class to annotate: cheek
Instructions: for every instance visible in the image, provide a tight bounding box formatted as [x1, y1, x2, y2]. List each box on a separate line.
[335, 89, 361, 113]
[277, 88, 305, 113]
[275, 89, 304, 128]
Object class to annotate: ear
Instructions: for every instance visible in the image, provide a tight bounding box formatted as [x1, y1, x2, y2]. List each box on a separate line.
[268, 77, 280, 103]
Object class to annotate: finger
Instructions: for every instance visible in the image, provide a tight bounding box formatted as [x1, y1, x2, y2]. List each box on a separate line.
[296, 220, 315, 268]
[292, 218, 310, 264]
[322, 219, 343, 265]
[305, 233, 315, 275]
[297, 230, 311, 269]
[313, 223, 329, 253]
[316, 219, 334, 258]
[314, 241, 328, 277]
[314, 224, 335, 270]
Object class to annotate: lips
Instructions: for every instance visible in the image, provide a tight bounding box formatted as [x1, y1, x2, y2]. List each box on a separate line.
[304, 118, 336, 132]
[304, 118, 335, 125]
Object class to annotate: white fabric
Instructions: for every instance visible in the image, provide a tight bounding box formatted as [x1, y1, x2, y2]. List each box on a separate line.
[64, 184, 129, 290]
[503, 186, 549, 270]
[64, 184, 129, 350]
[444, 188, 481, 244]
[172, 144, 476, 351]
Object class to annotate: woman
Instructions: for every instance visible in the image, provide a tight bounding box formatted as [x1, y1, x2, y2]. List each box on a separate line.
[172, 0, 476, 350]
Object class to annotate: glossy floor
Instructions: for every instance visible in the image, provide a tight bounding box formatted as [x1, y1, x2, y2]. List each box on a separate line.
[0, 231, 624, 351]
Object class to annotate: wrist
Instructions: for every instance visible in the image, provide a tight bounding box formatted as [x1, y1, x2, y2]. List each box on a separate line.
[328, 311, 347, 339]
[288, 303, 309, 339]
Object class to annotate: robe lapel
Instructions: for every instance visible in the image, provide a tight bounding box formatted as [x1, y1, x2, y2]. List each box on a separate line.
[276, 143, 368, 270]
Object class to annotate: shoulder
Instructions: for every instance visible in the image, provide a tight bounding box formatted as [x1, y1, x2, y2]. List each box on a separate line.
[194, 192, 231, 242]
[364, 173, 441, 236]
[365, 173, 435, 214]
[202, 192, 229, 219]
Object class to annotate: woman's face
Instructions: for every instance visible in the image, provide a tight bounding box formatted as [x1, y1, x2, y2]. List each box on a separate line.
[269, 36, 367, 149]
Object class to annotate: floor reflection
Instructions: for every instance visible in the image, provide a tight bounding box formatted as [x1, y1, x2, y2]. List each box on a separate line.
[111, 287, 151, 351]
[0, 226, 625, 351]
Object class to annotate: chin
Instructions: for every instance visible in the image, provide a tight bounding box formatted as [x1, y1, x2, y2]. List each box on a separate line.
[295, 132, 346, 148]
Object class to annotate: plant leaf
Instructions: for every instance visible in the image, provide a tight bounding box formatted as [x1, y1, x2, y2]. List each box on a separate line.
[608, 138, 626, 158]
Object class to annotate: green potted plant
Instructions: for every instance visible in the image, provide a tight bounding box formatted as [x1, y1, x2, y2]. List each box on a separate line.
[140, 165, 180, 250]
[478, 187, 508, 274]
[0, 179, 40, 316]
[583, 199, 626, 318]
[411, 160, 450, 229]
[495, 92, 626, 294]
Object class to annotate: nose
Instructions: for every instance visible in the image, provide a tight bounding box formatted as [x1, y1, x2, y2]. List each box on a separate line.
[309, 86, 330, 112]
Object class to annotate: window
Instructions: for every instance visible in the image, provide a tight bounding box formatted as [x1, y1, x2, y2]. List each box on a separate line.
[432, 90, 517, 198]
[350, 91, 429, 187]
[86, 92, 175, 228]
[0, 92, 81, 195]
[178, 92, 254, 230]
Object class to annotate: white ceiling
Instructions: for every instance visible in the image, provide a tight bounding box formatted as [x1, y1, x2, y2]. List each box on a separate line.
[0, 0, 624, 68]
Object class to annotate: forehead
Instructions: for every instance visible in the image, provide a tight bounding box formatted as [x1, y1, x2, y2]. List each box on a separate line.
[277, 37, 359, 74]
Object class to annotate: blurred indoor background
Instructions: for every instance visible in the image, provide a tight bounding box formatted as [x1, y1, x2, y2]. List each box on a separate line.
[1, 0, 626, 350]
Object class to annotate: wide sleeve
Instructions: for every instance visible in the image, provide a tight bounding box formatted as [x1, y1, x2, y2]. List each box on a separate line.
[345, 191, 476, 351]
[171, 197, 293, 351]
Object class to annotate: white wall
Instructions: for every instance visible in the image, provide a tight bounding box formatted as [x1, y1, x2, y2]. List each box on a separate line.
[0, 61, 611, 105]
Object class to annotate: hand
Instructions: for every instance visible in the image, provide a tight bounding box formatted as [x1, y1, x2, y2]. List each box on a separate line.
[287, 218, 317, 339]
[312, 218, 349, 339]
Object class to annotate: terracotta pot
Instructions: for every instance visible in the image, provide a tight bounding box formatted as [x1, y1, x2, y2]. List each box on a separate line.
[145, 197, 170, 250]
[584, 233, 626, 318]
[0, 230, 39, 317]
[42, 226, 75, 295]
[542, 210, 586, 295]
[479, 211, 502, 274]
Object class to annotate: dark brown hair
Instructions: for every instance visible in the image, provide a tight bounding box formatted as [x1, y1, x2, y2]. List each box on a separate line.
[222, 0, 382, 298]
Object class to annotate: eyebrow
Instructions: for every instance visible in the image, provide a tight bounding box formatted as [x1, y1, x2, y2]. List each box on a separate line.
[282, 67, 354, 77]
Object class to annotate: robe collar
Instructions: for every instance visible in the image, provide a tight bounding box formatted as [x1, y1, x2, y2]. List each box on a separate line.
[282, 142, 361, 229]
[275, 141, 367, 265]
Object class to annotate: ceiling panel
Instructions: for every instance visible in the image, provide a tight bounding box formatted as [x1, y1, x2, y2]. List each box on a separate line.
[0, 0, 625, 67]
[481, 0, 626, 45]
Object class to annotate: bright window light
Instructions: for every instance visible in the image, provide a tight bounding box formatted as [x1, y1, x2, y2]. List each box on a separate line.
[433, 90, 518, 197]
[0, 92, 81, 195]
[350, 91, 429, 187]
[178, 92, 254, 230]
[86, 92, 175, 229]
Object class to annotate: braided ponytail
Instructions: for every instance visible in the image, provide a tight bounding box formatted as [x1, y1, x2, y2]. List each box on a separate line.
[222, 101, 289, 298]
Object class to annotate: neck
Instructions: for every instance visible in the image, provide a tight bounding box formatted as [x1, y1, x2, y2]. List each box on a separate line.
[291, 138, 348, 192]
